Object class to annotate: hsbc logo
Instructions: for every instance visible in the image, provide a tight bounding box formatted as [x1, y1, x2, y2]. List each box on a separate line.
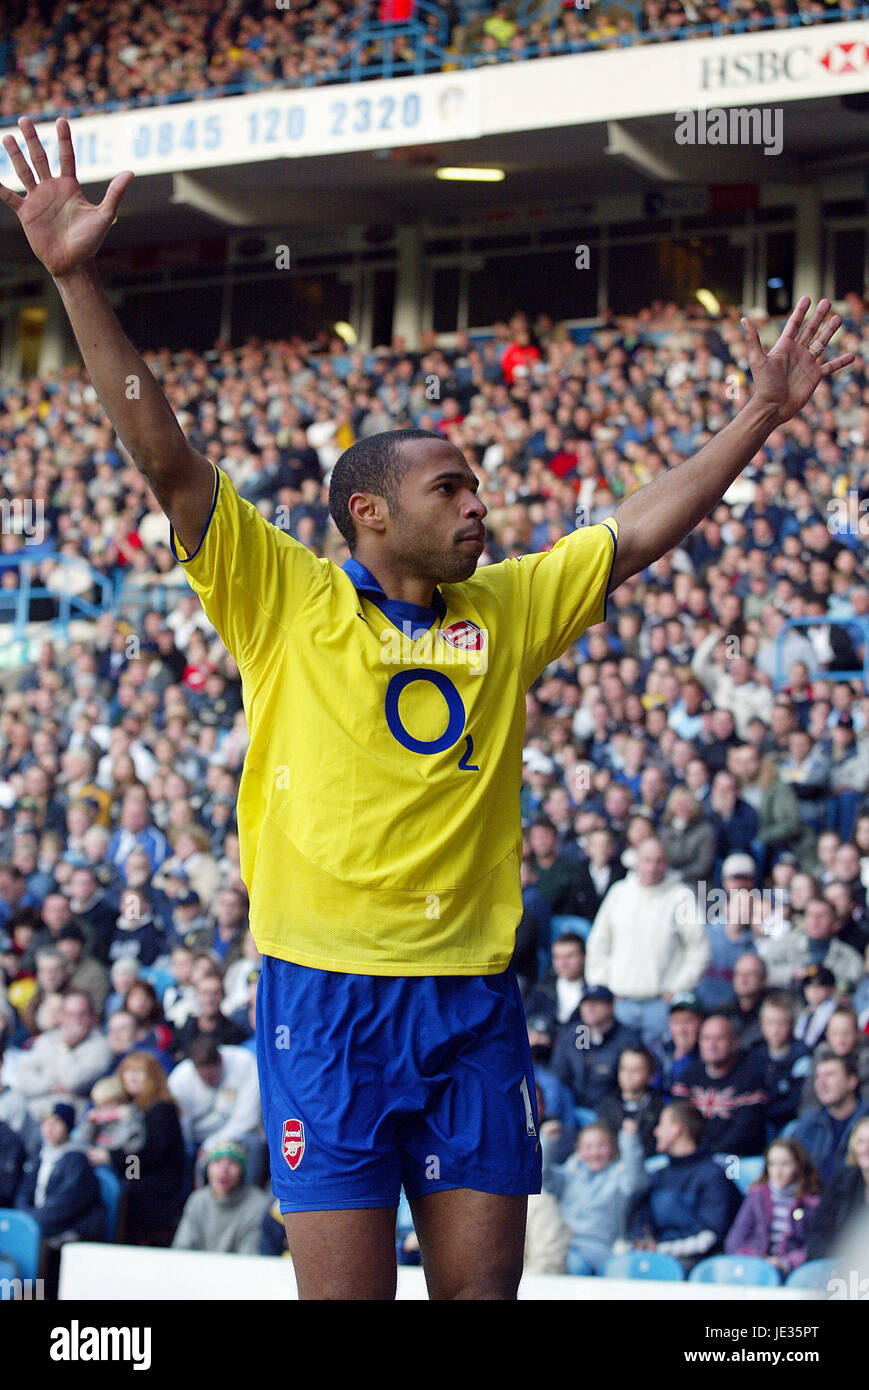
[701, 37, 869, 91]
[819, 41, 869, 74]
[701, 46, 811, 90]
[282, 1117, 305, 1170]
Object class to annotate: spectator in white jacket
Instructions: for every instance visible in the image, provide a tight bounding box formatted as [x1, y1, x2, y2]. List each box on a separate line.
[585, 839, 710, 1047]
[168, 1036, 265, 1183]
[13, 991, 113, 1121]
[692, 629, 774, 739]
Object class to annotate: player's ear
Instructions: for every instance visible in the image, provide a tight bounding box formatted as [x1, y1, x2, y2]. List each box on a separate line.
[349, 492, 387, 535]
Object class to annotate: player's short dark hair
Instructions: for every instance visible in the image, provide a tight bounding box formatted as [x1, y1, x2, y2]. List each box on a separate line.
[328, 428, 446, 550]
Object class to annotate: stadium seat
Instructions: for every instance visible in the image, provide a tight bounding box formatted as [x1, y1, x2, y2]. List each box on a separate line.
[0, 1211, 41, 1283]
[603, 1252, 685, 1282]
[785, 1259, 839, 1291]
[644, 1154, 669, 1175]
[550, 915, 593, 942]
[733, 1155, 765, 1194]
[142, 967, 175, 1004]
[93, 1165, 122, 1242]
[181, 1141, 197, 1200]
[0, 1254, 20, 1295]
[688, 1255, 782, 1287]
[573, 1106, 598, 1129]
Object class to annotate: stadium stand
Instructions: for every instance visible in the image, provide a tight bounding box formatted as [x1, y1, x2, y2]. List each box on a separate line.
[2, 0, 868, 127]
[1, 287, 868, 1285]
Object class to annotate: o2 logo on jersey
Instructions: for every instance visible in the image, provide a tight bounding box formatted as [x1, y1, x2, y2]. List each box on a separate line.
[385, 671, 479, 771]
[282, 1117, 305, 1170]
[441, 620, 486, 653]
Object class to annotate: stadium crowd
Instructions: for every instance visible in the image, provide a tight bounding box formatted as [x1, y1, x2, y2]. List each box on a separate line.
[0, 284, 869, 1285]
[0, 0, 865, 130]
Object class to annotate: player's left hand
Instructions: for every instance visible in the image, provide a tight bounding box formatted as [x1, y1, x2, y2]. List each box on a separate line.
[741, 296, 855, 427]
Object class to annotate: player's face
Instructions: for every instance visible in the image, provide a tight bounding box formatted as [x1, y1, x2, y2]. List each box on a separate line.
[390, 441, 487, 583]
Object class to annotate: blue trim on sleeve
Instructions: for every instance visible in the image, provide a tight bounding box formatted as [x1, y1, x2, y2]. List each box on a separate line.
[601, 520, 618, 624]
[168, 460, 220, 564]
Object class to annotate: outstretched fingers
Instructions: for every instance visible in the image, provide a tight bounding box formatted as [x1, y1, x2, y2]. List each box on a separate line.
[99, 169, 135, 223]
[779, 295, 812, 342]
[1, 130, 37, 192]
[795, 297, 832, 350]
[17, 116, 52, 182]
[0, 180, 24, 213]
[812, 311, 843, 352]
[740, 315, 765, 375]
[820, 351, 857, 378]
[57, 116, 77, 179]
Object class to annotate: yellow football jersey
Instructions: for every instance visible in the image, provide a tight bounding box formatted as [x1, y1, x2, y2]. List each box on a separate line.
[170, 462, 617, 975]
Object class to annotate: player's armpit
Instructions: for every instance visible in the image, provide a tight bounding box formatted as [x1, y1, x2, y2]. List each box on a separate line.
[150, 446, 218, 557]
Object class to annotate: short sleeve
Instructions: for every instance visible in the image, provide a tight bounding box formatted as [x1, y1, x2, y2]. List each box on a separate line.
[169, 461, 328, 677]
[514, 519, 618, 683]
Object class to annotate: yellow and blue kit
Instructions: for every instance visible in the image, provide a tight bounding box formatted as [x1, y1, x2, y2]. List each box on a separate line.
[171, 460, 617, 1208]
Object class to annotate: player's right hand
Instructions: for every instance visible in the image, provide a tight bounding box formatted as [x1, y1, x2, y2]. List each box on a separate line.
[0, 116, 133, 279]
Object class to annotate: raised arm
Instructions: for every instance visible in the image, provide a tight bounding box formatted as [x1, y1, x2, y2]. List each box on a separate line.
[609, 298, 855, 590]
[0, 116, 214, 556]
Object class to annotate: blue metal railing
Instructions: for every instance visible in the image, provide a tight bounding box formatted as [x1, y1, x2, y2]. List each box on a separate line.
[334, 22, 449, 80]
[333, 0, 376, 42]
[1, 6, 866, 128]
[517, 0, 563, 32]
[0, 552, 115, 647]
[773, 616, 869, 692]
[113, 578, 187, 624]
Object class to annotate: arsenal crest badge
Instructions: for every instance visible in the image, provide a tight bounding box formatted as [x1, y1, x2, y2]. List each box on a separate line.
[282, 1117, 305, 1171]
[442, 620, 486, 652]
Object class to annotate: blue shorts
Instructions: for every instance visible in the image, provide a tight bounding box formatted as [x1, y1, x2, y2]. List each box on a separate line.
[256, 958, 542, 1213]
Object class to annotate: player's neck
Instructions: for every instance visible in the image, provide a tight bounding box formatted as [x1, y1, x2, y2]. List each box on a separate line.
[354, 553, 438, 608]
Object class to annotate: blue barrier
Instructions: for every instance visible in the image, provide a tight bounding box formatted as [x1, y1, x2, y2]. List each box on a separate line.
[1, 7, 866, 126]
[0, 552, 115, 650]
[773, 615, 869, 693]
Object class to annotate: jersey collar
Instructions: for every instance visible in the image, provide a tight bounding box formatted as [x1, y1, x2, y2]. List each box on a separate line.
[341, 555, 447, 623]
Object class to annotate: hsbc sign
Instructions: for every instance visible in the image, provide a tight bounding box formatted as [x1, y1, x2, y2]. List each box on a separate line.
[819, 39, 869, 73]
[701, 45, 811, 90]
[701, 36, 869, 91]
